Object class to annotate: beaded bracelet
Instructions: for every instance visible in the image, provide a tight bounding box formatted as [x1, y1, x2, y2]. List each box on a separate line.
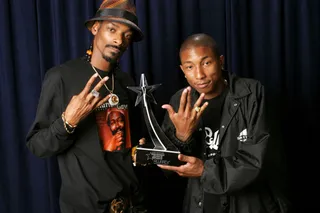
[61, 112, 77, 134]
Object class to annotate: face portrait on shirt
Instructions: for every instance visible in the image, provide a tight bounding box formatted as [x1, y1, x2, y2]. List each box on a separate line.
[107, 110, 125, 136]
[106, 110, 126, 151]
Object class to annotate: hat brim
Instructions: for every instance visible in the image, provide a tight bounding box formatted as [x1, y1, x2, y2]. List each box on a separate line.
[85, 17, 144, 42]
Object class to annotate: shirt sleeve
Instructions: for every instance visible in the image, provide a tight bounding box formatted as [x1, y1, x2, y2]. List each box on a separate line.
[26, 68, 75, 158]
[201, 82, 269, 194]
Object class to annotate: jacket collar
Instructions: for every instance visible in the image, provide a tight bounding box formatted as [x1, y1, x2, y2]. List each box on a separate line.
[224, 70, 251, 99]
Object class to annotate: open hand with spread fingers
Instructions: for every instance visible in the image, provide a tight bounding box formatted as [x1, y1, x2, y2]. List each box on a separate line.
[162, 86, 208, 142]
[63, 73, 112, 127]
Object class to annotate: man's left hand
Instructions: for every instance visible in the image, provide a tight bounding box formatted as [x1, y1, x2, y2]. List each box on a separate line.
[132, 138, 146, 165]
[157, 154, 204, 177]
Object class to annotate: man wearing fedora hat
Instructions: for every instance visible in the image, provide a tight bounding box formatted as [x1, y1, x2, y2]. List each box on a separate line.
[26, 0, 147, 212]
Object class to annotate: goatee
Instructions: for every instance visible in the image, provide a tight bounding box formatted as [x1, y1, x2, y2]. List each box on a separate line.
[103, 45, 123, 63]
[102, 54, 118, 63]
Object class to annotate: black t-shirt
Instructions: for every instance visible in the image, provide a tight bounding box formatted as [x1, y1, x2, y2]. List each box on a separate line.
[93, 67, 139, 197]
[202, 87, 228, 213]
[201, 88, 228, 160]
[93, 67, 133, 153]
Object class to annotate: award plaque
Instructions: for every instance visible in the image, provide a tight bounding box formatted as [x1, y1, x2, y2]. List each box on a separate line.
[127, 74, 184, 166]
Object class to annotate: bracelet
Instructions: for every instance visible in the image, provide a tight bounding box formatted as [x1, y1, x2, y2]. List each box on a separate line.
[61, 112, 77, 134]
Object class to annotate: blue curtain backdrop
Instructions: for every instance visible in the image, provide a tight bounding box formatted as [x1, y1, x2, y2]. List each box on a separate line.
[1, 0, 319, 213]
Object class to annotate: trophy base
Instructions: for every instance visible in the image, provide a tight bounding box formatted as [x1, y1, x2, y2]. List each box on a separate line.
[136, 147, 184, 166]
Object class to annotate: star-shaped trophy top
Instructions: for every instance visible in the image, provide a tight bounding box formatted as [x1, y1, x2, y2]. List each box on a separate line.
[127, 73, 161, 107]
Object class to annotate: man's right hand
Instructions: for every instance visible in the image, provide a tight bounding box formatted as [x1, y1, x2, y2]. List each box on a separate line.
[64, 73, 111, 126]
[162, 86, 208, 142]
[108, 133, 124, 151]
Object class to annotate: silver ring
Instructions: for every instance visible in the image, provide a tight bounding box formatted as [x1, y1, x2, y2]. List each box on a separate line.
[91, 89, 99, 98]
[194, 106, 201, 113]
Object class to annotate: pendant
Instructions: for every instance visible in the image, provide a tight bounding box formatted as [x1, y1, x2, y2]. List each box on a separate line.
[108, 94, 119, 106]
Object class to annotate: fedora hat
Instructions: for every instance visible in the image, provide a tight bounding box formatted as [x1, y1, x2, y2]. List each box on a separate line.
[85, 0, 143, 42]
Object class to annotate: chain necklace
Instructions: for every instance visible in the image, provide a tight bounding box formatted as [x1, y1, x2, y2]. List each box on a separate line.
[91, 64, 119, 106]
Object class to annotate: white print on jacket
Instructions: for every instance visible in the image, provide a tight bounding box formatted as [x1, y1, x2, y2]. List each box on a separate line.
[237, 128, 248, 142]
[205, 127, 220, 151]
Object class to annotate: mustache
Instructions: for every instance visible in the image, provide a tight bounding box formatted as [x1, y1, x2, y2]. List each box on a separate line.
[105, 44, 123, 52]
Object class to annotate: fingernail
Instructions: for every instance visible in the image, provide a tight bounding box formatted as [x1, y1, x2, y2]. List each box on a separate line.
[93, 73, 98, 77]
[103, 76, 109, 81]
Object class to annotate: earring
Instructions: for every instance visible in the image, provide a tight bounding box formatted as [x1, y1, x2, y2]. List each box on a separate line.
[85, 43, 93, 62]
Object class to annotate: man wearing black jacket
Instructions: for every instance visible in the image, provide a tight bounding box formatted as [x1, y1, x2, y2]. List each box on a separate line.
[159, 33, 290, 213]
[26, 0, 146, 212]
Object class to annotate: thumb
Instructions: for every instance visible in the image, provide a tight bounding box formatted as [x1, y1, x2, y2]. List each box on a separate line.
[178, 154, 190, 162]
[178, 154, 197, 164]
[162, 104, 175, 117]
[139, 138, 145, 145]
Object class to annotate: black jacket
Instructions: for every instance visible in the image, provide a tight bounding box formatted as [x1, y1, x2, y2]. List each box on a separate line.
[162, 71, 289, 213]
[26, 58, 144, 213]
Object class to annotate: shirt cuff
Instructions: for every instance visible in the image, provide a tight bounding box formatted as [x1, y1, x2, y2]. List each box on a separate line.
[52, 117, 73, 138]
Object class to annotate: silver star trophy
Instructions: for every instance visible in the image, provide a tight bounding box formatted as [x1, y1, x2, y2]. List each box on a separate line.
[127, 74, 183, 166]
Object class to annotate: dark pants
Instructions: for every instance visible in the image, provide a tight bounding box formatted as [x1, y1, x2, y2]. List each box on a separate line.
[60, 196, 147, 213]
[104, 196, 147, 213]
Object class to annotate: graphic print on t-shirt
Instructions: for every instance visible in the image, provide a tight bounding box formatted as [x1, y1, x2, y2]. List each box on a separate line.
[95, 105, 131, 152]
[202, 87, 228, 159]
[205, 127, 220, 158]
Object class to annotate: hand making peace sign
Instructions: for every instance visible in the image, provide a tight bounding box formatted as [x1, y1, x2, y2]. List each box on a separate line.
[162, 86, 209, 142]
[63, 73, 112, 126]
